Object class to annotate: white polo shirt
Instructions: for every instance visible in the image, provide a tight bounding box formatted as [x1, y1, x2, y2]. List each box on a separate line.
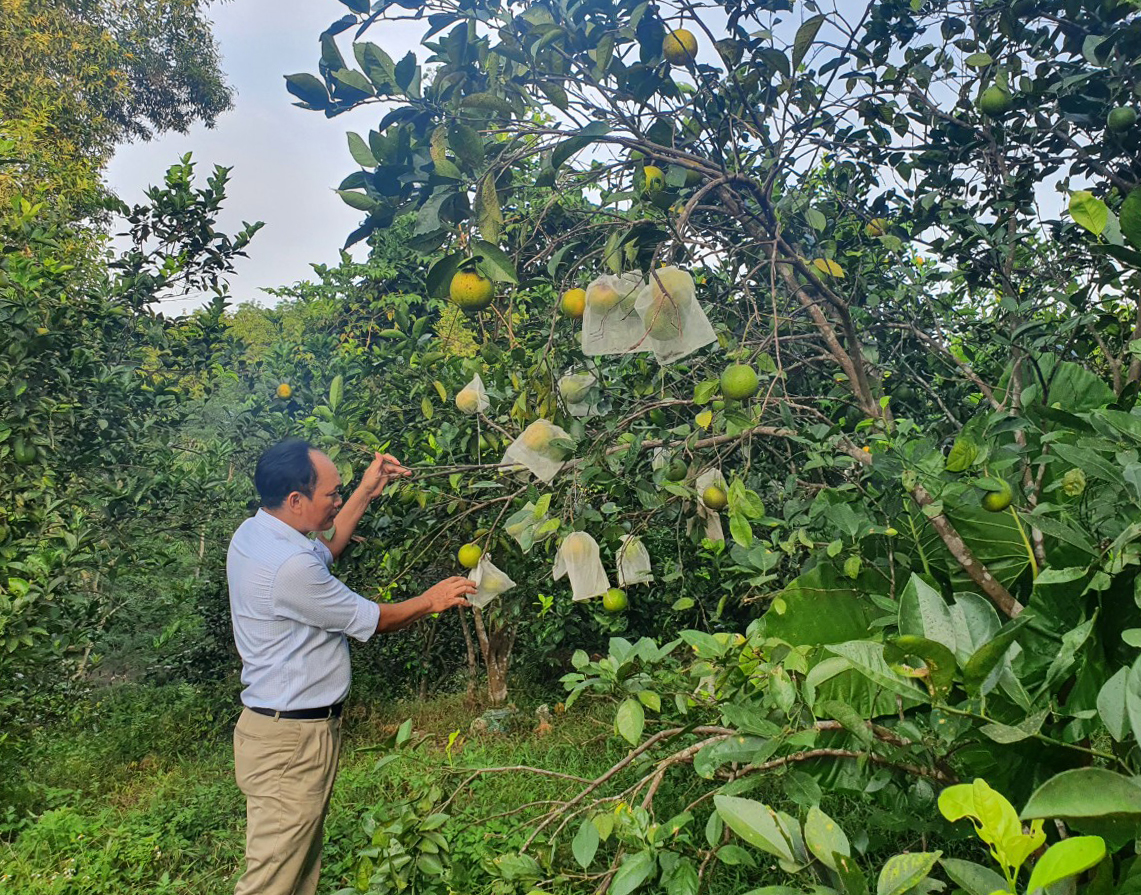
[227, 509, 381, 711]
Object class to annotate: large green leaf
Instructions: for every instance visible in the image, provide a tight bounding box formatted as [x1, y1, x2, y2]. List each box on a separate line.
[898, 574, 957, 653]
[615, 697, 644, 745]
[284, 73, 330, 110]
[804, 806, 850, 870]
[472, 240, 519, 284]
[825, 642, 929, 702]
[714, 796, 796, 862]
[1098, 666, 1129, 741]
[761, 565, 872, 646]
[1026, 837, 1106, 895]
[1021, 768, 1141, 820]
[1121, 188, 1141, 251]
[572, 816, 599, 869]
[610, 851, 656, 895]
[940, 858, 1008, 895]
[876, 852, 941, 895]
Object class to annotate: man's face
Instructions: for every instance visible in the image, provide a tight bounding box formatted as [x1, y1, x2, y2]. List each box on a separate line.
[297, 451, 343, 533]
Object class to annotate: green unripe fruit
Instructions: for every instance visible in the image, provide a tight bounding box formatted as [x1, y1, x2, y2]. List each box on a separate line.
[1108, 106, 1137, 133]
[720, 364, 760, 400]
[13, 436, 35, 465]
[702, 485, 728, 511]
[978, 86, 1013, 117]
[665, 457, 688, 481]
[457, 543, 482, 569]
[980, 478, 1014, 512]
[1062, 468, 1086, 496]
[602, 587, 628, 612]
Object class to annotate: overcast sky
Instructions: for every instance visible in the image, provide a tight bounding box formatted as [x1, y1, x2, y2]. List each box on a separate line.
[104, 0, 425, 315]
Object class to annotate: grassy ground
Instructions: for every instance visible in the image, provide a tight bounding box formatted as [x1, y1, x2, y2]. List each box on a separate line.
[0, 681, 958, 895]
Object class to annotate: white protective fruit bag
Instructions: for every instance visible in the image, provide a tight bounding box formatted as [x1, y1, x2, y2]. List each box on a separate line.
[616, 535, 653, 587]
[552, 531, 611, 601]
[455, 373, 490, 415]
[582, 273, 652, 357]
[502, 419, 573, 484]
[558, 371, 598, 418]
[634, 267, 717, 365]
[692, 468, 726, 543]
[468, 555, 517, 609]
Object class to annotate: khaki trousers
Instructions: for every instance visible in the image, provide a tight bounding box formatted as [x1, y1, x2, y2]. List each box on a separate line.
[233, 708, 342, 895]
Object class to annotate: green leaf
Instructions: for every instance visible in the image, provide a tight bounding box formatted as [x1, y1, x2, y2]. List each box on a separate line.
[945, 434, 979, 472]
[804, 806, 850, 870]
[329, 374, 343, 412]
[1021, 768, 1141, 820]
[347, 132, 376, 167]
[663, 857, 699, 895]
[792, 15, 826, 70]
[284, 73, 330, 110]
[877, 853, 941, 895]
[962, 616, 1029, 693]
[884, 636, 956, 700]
[1070, 191, 1109, 236]
[1121, 188, 1141, 251]
[616, 697, 645, 745]
[940, 858, 1008, 895]
[475, 178, 503, 244]
[825, 641, 930, 702]
[336, 190, 378, 212]
[898, 574, 957, 652]
[1097, 666, 1129, 741]
[965, 52, 994, 67]
[552, 122, 610, 171]
[573, 816, 599, 869]
[472, 240, 519, 284]
[713, 795, 795, 862]
[610, 851, 656, 895]
[1026, 837, 1106, 895]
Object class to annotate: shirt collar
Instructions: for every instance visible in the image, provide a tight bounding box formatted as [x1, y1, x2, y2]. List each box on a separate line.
[254, 508, 318, 550]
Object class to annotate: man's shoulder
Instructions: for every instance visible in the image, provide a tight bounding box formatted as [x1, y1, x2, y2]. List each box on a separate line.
[228, 515, 320, 567]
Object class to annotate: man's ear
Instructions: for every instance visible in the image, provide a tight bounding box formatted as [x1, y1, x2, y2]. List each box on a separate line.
[285, 491, 304, 512]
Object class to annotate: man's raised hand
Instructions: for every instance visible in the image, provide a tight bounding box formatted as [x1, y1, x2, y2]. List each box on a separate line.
[361, 452, 410, 499]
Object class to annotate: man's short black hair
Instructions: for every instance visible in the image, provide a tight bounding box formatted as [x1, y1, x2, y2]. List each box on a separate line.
[254, 439, 317, 509]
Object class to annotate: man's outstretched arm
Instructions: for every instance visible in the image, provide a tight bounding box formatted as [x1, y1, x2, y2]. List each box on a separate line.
[376, 577, 475, 633]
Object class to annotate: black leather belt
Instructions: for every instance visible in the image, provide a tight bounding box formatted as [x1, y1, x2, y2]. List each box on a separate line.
[247, 702, 343, 720]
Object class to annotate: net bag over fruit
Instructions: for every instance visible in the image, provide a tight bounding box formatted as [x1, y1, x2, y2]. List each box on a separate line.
[455, 374, 490, 415]
[504, 498, 558, 553]
[616, 535, 653, 587]
[692, 468, 726, 543]
[552, 531, 611, 602]
[468, 555, 517, 609]
[582, 273, 652, 357]
[558, 371, 598, 418]
[502, 419, 573, 484]
[634, 267, 717, 365]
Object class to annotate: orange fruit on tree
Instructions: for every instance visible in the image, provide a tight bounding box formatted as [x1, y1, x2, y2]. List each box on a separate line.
[449, 270, 495, 313]
[276, 382, 293, 399]
[457, 543, 482, 569]
[702, 485, 728, 510]
[561, 288, 586, 318]
[720, 364, 759, 400]
[663, 28, 698, 65]
[602, 587, 628, 612]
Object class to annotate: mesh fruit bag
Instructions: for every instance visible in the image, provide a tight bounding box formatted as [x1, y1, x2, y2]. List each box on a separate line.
[468, 555, 517, 609]
[504, 497, 558, 553]
[502, 419, 574, 484]
[616, 535, 653, 587]
[582, 273, 652, 357]
[692, 468, 726, 543]
[455, 373, 490, 415]
[558, 371, 598, 418]
[552, 531, 611, 602]
[634, 267, 717, 365]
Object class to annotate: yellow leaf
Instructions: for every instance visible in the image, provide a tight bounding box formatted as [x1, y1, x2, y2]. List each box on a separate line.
[812, 258, 845, 278]
[695, 409, 713, 429]
[433, 380, 448, 402]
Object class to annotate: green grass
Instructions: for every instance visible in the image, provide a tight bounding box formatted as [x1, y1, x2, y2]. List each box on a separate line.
[0, 682, 965, 895]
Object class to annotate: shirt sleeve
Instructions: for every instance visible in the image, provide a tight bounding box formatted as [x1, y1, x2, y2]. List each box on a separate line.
[312, 538, 334, 568]
[273, 552, 380, 642]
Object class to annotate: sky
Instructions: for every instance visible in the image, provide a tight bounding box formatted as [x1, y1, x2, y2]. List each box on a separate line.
[104, 0, 425, 315]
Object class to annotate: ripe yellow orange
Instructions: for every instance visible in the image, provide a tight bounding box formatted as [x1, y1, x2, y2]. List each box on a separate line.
[449, 270, 495, 313]
[457, 543, 482, 569]
[702, 485, 728, 510]
[663, 28, 698, 66]
[642, 165, 666, 195]
[561, 288, 586, 318]
[276, 383, 293, 399]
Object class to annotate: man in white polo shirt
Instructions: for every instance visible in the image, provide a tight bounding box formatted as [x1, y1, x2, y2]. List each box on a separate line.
[227, 438, 475, 895]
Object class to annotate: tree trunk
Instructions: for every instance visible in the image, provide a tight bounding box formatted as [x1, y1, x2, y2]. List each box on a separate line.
[458, 606, 479, 702]
[471, 607, 516, 705]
